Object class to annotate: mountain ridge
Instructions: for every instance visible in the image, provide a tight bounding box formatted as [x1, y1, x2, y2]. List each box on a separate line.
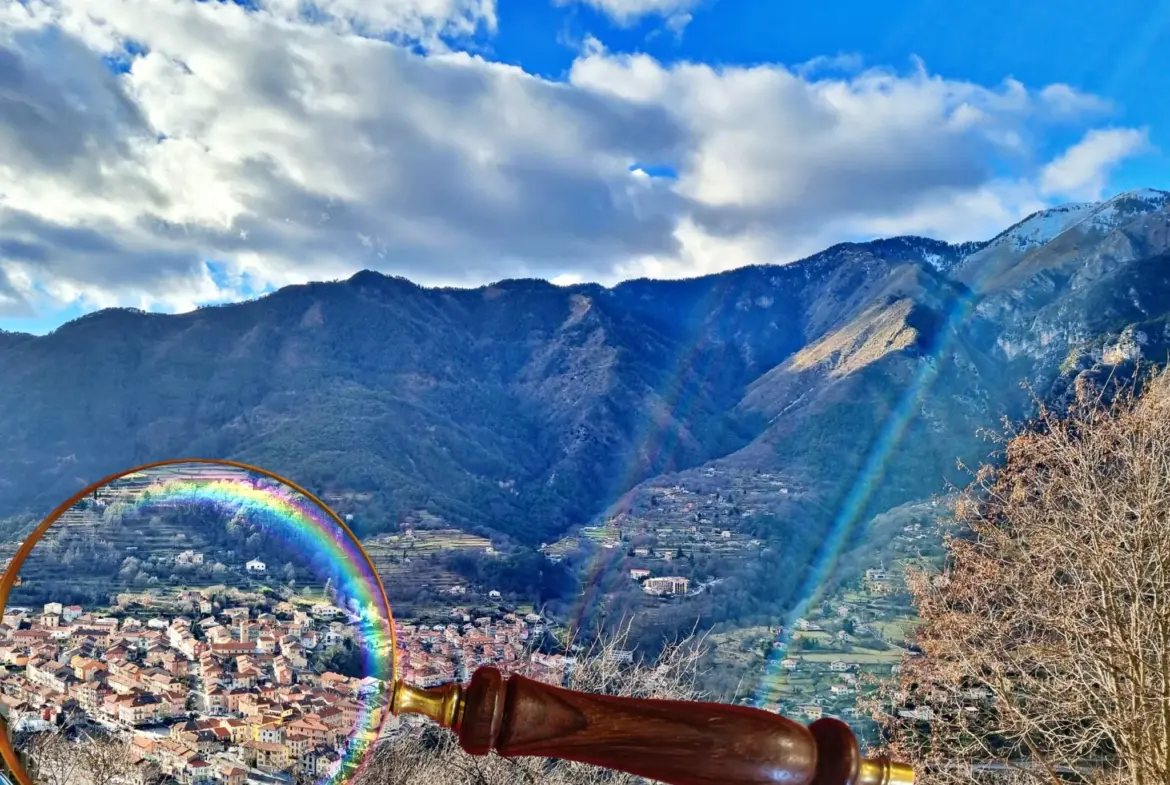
[2, 187, 1169, 635]
[8, 188, 1168, 345]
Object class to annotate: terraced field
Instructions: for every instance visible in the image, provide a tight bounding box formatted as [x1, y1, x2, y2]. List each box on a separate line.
[364, 529, 491, 595]
[1, 467, 503, 621]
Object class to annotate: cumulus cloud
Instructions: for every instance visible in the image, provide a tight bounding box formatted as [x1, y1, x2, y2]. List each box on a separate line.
[565, 48, 1147, 274]
[1039, 127, 1151, 201]
[0, 0, 1153, 324]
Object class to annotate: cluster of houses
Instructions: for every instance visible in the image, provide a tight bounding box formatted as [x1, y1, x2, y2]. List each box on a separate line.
[539, 468, 797, 567]
[0, 596, 383, 783]
[0, 589, 578, 784]
[396, 610, 573, 687]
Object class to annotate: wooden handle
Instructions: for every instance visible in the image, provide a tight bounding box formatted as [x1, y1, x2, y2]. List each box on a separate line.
[456, 667, 819, 785]
[390, 668, 914, 785]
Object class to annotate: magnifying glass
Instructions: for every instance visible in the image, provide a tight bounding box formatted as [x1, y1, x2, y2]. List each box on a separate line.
[0, 460, 912, 785]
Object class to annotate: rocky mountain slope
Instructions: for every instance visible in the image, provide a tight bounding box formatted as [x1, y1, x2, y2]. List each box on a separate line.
[1, 189, 1168, 585]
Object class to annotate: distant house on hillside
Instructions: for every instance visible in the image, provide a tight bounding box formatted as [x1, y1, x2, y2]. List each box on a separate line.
[642, 577, 690, 596]
[245, 559, 266, 573]
[310, 605, 342, 621]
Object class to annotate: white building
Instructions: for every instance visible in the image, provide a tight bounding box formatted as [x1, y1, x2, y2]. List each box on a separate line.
[311, 604, 343, 620]
[642, 577, 690, 596]
[246, 559, 266, 573]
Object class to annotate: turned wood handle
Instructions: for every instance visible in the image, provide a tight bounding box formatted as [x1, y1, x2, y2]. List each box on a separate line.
[456, 667, 820, 785]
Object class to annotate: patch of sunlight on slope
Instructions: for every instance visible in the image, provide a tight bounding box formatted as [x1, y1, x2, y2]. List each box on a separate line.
[790, 298, 919, 378]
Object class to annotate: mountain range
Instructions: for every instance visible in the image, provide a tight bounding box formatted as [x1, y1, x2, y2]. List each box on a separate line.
[2, 188, 1169, 593]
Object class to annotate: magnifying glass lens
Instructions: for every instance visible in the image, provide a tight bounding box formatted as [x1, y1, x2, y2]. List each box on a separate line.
[0, 461, 394, 785]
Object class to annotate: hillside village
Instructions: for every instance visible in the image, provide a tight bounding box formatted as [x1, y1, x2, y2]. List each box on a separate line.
[701, 511, 958, 743]
[0, 464, 952, 781]
[541, 467, 799, 567]
[0, 584, 570, 785]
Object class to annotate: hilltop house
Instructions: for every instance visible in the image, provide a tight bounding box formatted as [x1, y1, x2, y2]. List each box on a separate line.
[245, 560, 266, 573]
[641, 577, 690, 596]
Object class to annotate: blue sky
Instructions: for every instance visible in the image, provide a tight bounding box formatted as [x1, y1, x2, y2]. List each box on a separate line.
[0, 0, 1166, 333]
[486, 0, 1170, 187]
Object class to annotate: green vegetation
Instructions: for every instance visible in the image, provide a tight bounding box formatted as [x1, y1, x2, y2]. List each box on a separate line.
[4, 231, 1170, 680]
[313, 640, 366, 679]
[444, 549, 574, 605]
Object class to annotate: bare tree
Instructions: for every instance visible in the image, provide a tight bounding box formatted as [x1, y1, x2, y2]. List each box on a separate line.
[25, 732, 84, 785]
[77, 733, 134, 785]
[869, 370, 1170, 785]
[128, 759, 165, 785]
[21, 729, 138, 785]
[355, 621, 709, 785]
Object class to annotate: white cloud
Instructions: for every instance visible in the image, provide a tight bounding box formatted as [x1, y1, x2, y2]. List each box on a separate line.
[664, 11, 691, 36]
[1039, 127, 1151, 201]
[1037, 83, 1114, 120]
[258, 0, 497, 41]
[2, 0, 497, 47]
[567, 46, 1146, 249]
[794, 53, 865, 79]
[0, 266, 34, 318]
[556, 0, 703, 27]
[0, 0, 1153, 324]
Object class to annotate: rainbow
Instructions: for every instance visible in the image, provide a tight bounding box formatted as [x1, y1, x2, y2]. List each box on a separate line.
[566, 284, 733, 633]
[751, 285, 982, 708]
[122, 467, 394, 785]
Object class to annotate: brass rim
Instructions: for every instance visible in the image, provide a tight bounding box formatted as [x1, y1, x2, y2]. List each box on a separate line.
[0, 458, 398, 785]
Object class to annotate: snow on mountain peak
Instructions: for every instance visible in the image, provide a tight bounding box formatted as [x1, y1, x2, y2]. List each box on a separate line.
[1083, 188, 1170, 232]
[976, 189, 1170, 259]
[989, 202, 1097, 253]
[1113, 187, 1170, 204]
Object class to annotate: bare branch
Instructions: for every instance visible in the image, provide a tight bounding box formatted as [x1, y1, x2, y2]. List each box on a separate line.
[867, 369, 1170, 785]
